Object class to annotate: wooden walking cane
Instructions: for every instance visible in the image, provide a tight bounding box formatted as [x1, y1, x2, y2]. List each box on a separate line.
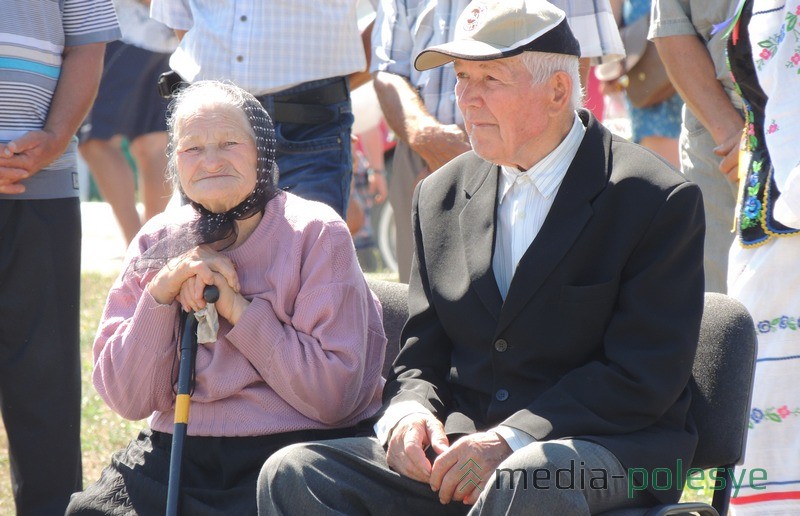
[166, 285, 219, 516]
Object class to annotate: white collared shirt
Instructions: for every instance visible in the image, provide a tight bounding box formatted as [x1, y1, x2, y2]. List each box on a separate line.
[151, 0, 366, 95]
[492, 113, 586, 300]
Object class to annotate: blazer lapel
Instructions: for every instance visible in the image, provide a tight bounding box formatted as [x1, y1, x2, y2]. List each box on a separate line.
[497, 112, 611, 334]
[459, 159, 503, 322]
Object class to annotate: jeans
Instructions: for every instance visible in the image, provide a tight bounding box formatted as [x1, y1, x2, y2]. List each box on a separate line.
[258, 76, 354, 218]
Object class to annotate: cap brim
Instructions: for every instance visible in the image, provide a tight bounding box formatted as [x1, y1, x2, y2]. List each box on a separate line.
[413, 17, 580, 71]
[415, 40, 508, 71]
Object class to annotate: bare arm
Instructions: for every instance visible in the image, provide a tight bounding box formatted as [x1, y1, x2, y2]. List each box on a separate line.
[373, 71, 470, 173]
[654, 34, 743, 179]
[45, 43, 106, 156]
[349, 19, 375, 90]
[607, 0, 623, 25]
[0, 42, 105, 193]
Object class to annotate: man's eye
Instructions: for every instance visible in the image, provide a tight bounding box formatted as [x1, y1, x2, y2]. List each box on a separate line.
[222, 141, 239, 148]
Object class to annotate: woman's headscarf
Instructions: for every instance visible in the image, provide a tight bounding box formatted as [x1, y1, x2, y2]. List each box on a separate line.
[134, 81, 280, 272]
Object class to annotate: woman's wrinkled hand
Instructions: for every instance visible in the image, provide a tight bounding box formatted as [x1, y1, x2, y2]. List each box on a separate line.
[147, 245, 241, 311]
[176, 272, 250, 325]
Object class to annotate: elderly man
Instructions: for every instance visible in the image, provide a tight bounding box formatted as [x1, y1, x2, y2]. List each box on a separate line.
[258, 1, 705, 514]
[373, 0, 623, 283]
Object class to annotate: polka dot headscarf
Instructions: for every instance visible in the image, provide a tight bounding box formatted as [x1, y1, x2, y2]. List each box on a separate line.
[187, 87, 280, 245]
[134, 82, 280, 271]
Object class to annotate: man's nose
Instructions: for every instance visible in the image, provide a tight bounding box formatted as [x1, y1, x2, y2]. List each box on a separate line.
[457, 82, 482, 107]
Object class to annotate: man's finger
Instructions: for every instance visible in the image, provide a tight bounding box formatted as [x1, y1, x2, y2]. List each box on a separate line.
[0, 183, 25, 194]
[452, 454, 487, 504]
[462, 480, 483, 505]
[429, 447, 458, 492]
[0, 168, 28, 183]
[718, 148, 739, 181]
[435, 459, 462, 504]
[427, 419, 449, 454]
[5, 131, 43, 154]
[401, 424, 433, 480]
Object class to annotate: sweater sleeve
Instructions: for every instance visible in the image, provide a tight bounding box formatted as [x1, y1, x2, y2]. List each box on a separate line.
[225, 218, 386, 426]
[92, 233, 182, 421]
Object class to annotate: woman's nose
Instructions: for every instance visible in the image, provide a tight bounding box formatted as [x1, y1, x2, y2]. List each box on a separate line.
[202, 148, 224, 170]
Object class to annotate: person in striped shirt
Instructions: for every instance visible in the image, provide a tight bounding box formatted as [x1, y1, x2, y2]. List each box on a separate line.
[0, 1, 120, 514]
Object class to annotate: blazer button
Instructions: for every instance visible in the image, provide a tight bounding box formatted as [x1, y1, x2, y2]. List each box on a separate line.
[495, 389, 509, 402]
[494, 339, 508, 352]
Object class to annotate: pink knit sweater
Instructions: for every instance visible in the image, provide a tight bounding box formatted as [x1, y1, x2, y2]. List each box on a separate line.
[93, 192, 386, 436]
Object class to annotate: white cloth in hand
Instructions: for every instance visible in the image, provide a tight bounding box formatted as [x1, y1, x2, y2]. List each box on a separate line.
[194, 304, 219, 344]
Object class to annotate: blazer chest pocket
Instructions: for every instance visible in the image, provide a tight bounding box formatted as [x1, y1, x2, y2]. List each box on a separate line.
[560, 279, 619, 304]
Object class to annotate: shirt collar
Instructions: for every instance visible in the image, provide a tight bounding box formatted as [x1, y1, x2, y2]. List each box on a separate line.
[498, 113, 586, 202]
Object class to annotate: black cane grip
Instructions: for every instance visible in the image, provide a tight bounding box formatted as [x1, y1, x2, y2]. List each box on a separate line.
[203, 285, 220, 304]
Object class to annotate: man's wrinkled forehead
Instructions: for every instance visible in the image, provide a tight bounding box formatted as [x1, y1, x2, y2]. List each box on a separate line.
[452, 55, 532, 80]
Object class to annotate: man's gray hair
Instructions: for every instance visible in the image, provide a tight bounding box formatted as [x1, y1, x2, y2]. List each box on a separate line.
[519, 52, 583, 110]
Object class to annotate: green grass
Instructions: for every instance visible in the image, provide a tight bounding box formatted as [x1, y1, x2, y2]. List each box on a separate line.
[77, 272, 145, 472]
[0, 269, 713, 512]
[680, 471, 717, 504]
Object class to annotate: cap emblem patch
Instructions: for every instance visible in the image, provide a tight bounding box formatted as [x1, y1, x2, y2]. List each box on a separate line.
[462, 4, 487, 32]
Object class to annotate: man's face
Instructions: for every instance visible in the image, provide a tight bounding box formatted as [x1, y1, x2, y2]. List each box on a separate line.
[454, 56, 553, 170]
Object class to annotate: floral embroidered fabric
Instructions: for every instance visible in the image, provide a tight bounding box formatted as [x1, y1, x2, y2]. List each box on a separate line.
[728, 5, 800, 246]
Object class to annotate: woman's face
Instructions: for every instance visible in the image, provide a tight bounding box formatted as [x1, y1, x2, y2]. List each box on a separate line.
[175, 103, 258, 213]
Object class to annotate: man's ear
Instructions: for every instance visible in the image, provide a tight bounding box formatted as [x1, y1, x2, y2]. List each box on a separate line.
[548, 71, 573, 113]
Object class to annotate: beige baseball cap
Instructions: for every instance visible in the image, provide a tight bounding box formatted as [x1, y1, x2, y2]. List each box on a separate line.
[414, 0, 580, 72]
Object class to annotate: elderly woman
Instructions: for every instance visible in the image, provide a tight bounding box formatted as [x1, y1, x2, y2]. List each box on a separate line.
[67, 81, 386, 515]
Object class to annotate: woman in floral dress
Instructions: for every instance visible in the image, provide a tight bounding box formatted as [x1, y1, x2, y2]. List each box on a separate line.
[726, 0, 800, 513]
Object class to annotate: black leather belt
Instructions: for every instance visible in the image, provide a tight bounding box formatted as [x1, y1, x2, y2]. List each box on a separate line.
[264, 77, 349, 125]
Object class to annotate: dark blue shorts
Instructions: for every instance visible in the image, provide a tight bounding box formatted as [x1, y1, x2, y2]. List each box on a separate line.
[80, 40, 172, 142]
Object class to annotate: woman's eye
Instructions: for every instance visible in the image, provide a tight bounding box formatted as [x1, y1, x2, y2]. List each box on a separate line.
[222, 141, 238, 148]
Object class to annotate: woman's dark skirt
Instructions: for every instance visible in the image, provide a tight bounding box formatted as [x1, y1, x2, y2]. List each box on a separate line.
[66, 426, 358, 515]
